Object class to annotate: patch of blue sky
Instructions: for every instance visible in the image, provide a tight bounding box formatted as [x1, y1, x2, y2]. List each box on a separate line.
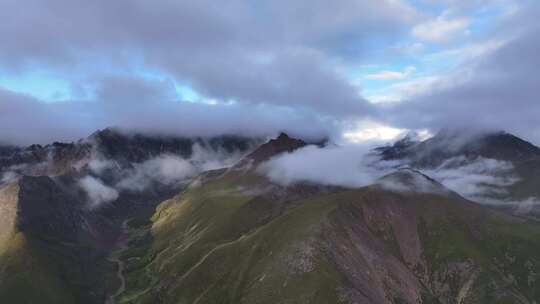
[467, 0, 519, 36]
[123, 67, 201, 102]
[0, 70, 72, 102]
[407, 0, 447, 16]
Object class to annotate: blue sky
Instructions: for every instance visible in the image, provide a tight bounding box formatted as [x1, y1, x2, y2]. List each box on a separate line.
[0, 0, 538, 145]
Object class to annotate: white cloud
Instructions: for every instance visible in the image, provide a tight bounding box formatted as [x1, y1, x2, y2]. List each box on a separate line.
[421, 156, 519, 201]
[260, 143, 523, 204]
[189, 143, 247, 171]
[114, 145, 248, 192]
[0, 171, 19, 185]
[79, 176, 119, 209]
[365, 66, 416, 80]
[116, 154, 197, 191]
[88, 158, 117, 174]
[343, 121, 407, 143]
[366, 95, 402, 104]
[412, 13, 470, 43]
[259, 144, 399, 188]
[423, 39, 507, 66]
[388, 42, 425, 56]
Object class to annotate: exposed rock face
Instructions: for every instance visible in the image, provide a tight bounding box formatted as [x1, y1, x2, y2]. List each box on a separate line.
[0, 182, 19, 246]
[238, 132, 306, 167]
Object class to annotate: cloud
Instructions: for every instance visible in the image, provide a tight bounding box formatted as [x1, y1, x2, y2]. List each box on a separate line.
[87, 158, 117, 175]
[343, 121, 407, 142]
[0, 0, 538, 148]
[78, 175, 119, 209]
[421, 156, 518, 201]
[386, 3, 540, 145]
[259, 143, 399, 188]
[0, 76, 337, 145]
[114, 144, 247, 192]
[259, 139, 526, 204]
[0, 0, 420, 136]
[513, 198, 540, 215]
[0, 0, 418, 67]
[0, 171, 19, 185]
[189, 143, 247, 171]
[0, 88, 91, 145]
[116, 155, 197, 191]
[412, 12, 470, 43]
[365, 66, 416, 80]
[376, 169, 448, 195]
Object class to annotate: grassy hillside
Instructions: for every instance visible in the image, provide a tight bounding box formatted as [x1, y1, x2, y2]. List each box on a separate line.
[116, 170, 540, 304]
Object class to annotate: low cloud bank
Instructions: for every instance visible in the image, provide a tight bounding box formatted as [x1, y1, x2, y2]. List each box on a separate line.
[260, 143, 400, 188]
[0, 85, 335, 146]
[115, 154, 197, 191]
[0, 137, 254, 209]
[76, 142, 250, 207]
[78, 176, 119, 209]
[260, 144, 526, 205]
[421, 156, 518, 202]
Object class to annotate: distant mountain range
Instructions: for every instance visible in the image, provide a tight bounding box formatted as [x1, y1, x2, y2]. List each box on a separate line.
[1, 129, 540, 303]
[377, 129, 540, 217]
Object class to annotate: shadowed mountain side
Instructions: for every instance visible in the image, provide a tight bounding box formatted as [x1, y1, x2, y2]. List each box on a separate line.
[0, 176, 118, 304]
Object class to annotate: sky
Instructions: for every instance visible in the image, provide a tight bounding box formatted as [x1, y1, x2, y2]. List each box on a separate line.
[0, 0, 538, 146]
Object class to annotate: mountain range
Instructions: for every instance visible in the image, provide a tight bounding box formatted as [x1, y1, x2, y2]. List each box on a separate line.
[1, 128, 540, 304]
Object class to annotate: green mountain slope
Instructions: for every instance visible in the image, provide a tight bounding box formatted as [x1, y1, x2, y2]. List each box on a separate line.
[116, 169, 540, 304]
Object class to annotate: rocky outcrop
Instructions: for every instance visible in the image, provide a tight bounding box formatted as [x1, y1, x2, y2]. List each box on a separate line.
[235, 133, 306, 169]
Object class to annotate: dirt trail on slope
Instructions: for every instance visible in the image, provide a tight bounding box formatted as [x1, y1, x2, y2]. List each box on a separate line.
[105, 220, 130, 304]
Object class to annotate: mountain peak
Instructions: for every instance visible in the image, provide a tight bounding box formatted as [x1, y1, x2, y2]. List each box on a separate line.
[240, 133, 306, 165]
[276, 132, 291, 140]
[378, 129, 540, 166]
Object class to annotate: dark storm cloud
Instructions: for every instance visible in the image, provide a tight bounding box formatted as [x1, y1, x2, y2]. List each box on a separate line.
[386, 4, 540, 145]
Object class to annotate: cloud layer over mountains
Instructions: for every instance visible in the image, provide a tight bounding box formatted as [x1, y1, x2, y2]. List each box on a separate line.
[0, 1, 539, 146]
[261, 140, 532, 208]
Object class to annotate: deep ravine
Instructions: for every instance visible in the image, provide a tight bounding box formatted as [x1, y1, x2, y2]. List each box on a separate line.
[105, 220, 130, 304]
